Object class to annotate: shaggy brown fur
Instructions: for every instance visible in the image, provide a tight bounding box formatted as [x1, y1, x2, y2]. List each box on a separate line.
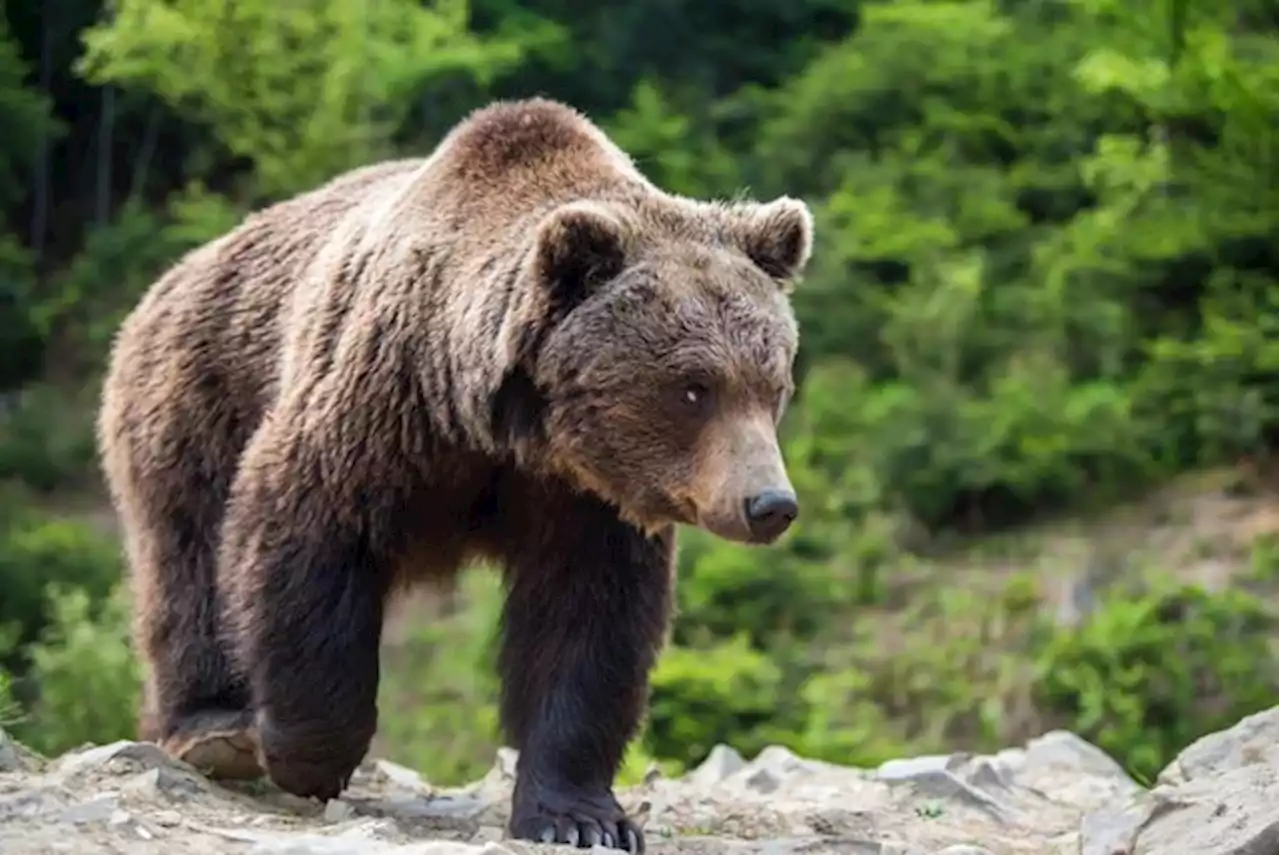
[96, 97, 814, 852]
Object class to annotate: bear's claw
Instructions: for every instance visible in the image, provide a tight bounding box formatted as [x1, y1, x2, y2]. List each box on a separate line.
[509, 788, 643, 852]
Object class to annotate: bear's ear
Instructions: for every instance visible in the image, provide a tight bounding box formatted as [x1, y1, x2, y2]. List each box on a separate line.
[533, 200, 630, 311]
[736, 196, 814, 285]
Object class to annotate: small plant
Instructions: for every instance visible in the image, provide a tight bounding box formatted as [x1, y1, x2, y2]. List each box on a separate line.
[1034, 582, 1278, 782]
[1247, 533, 1278, 586]
[12, 583, 141, 756]
[644, 634, 800, 768]
[0, 669, 21, 728]
[0, 505, 123, 673]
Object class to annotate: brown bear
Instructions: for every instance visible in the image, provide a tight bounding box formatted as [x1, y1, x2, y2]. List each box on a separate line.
[96, 97, 812, 852]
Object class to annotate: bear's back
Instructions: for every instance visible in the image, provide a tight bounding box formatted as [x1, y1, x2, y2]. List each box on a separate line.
[105, 158, 426, 439]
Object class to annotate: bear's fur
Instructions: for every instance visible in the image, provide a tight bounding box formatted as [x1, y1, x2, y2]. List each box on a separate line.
[96, 98, 813, 852]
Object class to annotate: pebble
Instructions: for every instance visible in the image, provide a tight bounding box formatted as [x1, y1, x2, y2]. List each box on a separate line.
[152, 809, 183, 827]
[323, 799, 357, 822]
[0, 728, 27, 773]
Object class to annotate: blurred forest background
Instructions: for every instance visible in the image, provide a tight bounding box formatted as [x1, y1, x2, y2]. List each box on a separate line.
[0, 0, 1276, 789]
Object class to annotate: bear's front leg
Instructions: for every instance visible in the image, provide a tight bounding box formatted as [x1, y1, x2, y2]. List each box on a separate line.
[499, 492, 674, 853]
[218, 414, 405, 801]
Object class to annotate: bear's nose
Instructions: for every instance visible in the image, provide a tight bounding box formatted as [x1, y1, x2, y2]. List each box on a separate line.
[743, 488, 799, 542]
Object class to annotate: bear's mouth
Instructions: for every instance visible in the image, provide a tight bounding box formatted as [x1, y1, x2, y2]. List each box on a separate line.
[642, 490, 698, 528]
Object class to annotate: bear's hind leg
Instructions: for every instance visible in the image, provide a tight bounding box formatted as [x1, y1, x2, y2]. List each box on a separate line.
[498, 489, 674, 853]
[122, 487, 261, 781]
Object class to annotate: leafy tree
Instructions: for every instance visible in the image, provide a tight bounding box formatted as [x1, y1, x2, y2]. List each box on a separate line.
[77, 0, 532, 197]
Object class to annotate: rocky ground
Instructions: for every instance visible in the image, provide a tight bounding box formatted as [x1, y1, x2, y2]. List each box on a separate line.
[1, 707, 1276, 855]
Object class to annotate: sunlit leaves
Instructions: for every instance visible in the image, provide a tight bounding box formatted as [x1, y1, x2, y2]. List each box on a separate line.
[77, 0, 529, 196]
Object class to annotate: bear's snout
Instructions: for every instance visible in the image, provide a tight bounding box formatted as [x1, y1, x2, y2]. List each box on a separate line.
[688, 413, 797, 545]
[743, 487, 799, 543]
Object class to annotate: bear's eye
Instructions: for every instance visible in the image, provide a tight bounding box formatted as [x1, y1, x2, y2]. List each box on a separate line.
[677, 381, 712, 413]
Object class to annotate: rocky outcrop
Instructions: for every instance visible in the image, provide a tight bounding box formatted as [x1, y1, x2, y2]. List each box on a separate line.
[1, 707, 1275, 855]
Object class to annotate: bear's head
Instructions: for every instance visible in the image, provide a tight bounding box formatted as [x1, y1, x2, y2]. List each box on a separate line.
[508, 194, 813, 546]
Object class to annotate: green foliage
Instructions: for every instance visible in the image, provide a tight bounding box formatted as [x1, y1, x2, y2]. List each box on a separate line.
[0, 501, 122, 664]
[78, 0, 530, 197]
[0, 384, 99, 491]
[732, 0, 1277, 532]
[648, 570, 1277, 780]
[0, 669, 18, 727]
[646, 635, 797, 767]
[1034, 582, 1279, 783]
[673, 529, 848, 647]
[10, 583, 141, 756]
[0, 235, 44, 391]
[0, 13, 61, 212]
[374, 572, 504, 784]
[1247, 533, 1278, 586]
[763, 573, 1052, 769]
[34, 189, 246, 362]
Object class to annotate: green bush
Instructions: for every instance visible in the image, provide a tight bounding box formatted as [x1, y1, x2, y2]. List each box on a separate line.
[0, 235, 44, 393]
[1034, 582, 1279, 783]
[673, 529, 849, 648]
[0, 504, 122, 669]
[1248, 533, 1278, 586]
[1134, 276, 1280, 469]
[0, 384, 100, 492]
[645, 634, 804, 769]
[0, 628, 21, 728]
[787, 572, 1047, 769]
[374, 571, 504, 785]
[11, 583, 141, 756]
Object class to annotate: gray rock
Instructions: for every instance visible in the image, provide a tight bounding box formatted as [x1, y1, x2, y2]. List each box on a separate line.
[705, 837, 894, 855]
[1156, 706, 1279, 786]
[689, 744, 747, 788]
[371, 759, 432, 792]
[801, 807, 878, 837]
[884, 769, 1015, 824]
[743, 767, 783, 794]
[0, 728, 44, 774]
[1132, 762, 1278, 855]
[492, 747, 519, 779]
[875, 755, 955, 781]
[52, 740, 174, 781]
[750, 746, 812, 778]
[1021, 730, 1134, 784]
[1007, 728, 1142, 815]
[963, 760, 1014, 795]
[0, 787, 70, 820]
[152, 809, 183, 827]
[1078, 706, 1280, 855]
[323, 799, 357, 822]
[0, 710, 1275, 855]
[60, 794, 121, 824]
[119, 765, 211, 801]
[249, 838, 502, 854]
[1077, 798, 1150, 855]
[0, 728, 26, 773]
